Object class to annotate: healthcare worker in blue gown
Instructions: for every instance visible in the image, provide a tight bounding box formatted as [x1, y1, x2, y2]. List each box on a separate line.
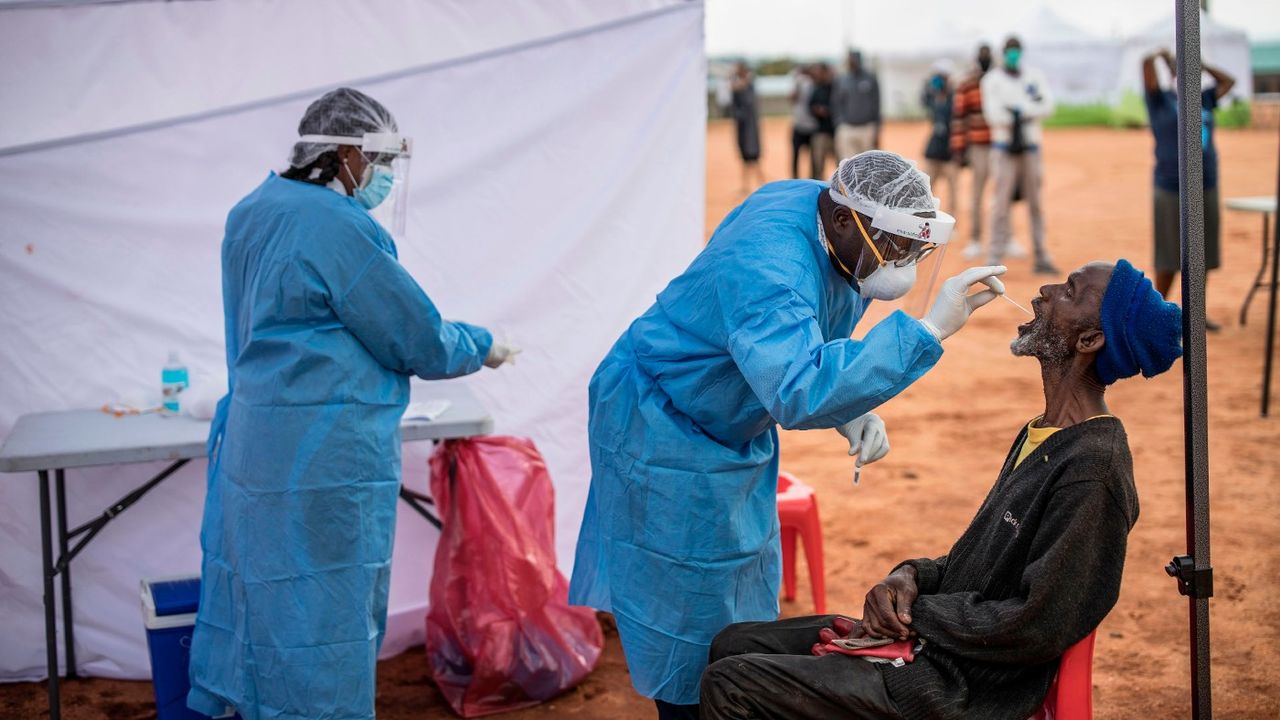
[187, 88, 517, 720]
[569, 151, 1009, 719]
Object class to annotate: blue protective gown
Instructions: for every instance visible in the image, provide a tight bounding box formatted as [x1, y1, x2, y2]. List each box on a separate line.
[187, 173, 492, 720]
[568, 180, 944, 705]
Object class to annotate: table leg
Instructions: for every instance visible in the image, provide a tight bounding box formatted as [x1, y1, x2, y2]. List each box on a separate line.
[55, 469, 77, 678]
[1264, 213, 1279, 417]
[38, 470, 62, 720]
[1241, 214, 1270, 327]
[399, 487, 442, 529]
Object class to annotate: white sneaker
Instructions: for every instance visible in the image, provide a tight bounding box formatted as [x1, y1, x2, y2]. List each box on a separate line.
[961, 242, 982, 260]
[1006, 239, 1028, 259]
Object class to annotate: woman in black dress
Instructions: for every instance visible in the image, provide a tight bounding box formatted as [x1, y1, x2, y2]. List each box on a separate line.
[731, 62, 764, 193]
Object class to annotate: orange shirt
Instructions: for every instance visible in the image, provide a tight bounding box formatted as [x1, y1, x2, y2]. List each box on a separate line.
[950, 73, 992, 154]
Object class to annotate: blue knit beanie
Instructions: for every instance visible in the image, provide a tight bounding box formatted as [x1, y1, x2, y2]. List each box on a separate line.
[1095, 259, 1183, 385]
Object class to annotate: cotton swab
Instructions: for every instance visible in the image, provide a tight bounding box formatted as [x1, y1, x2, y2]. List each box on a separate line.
[1000, 293, 1034, 317]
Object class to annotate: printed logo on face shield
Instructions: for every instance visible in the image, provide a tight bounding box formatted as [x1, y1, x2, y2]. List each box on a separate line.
[919, 223, 931, 240]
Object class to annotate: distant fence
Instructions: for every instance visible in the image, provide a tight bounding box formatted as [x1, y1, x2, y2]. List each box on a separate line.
[707, 91, 791, 119]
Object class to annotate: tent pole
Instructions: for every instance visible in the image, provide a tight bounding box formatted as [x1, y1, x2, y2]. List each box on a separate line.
[1166, 1, 1213, 718]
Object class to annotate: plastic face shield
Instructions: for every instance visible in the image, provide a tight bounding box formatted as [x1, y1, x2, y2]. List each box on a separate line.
[828, 183, 954, 312]
[299, 132, 414, 237]
[829, 186, 952, 261]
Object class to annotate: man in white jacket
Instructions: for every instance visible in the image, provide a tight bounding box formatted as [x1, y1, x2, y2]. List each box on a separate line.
[982, 36, 1057, 274]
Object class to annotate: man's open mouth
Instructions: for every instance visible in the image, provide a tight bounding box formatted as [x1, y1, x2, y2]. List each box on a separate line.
[1017, 299, 1042, 335]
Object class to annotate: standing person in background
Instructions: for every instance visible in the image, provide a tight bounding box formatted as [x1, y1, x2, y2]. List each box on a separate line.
[731, 61, 765, 193]
[983, 36, 1058, 274]
[952, 44, 996, 261]
[1143, 48, 1234, 329]
[922, 59, 957, 213]
[790, 65, 818, 179]
[833, 50, 881, 159]
[809, 63, 838, 179]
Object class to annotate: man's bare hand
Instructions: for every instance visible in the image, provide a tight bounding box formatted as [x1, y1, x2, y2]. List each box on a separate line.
[861, 565, 919, 641]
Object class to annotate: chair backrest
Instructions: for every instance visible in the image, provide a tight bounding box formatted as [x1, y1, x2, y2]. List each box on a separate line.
[1029, 630, 1097, 720]
[776, 472, 813, 501]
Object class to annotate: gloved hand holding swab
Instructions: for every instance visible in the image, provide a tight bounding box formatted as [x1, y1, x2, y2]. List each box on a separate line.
[837, 413, 889, 487]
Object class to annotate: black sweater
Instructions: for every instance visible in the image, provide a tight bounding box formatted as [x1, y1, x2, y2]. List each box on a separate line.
[880, 417, 1139, 720]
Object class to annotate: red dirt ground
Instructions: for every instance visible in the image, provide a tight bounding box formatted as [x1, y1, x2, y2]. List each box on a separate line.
[3, 118, 1277, 719]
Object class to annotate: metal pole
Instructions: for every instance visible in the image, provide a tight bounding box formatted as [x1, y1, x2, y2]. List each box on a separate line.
[55, 469, 77, 678]
[1263, 130, 1280, 416]
[1172, 1, 1213, 717]
[38, 471, 61, 720]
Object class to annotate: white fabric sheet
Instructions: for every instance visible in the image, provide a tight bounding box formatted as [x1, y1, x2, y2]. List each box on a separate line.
[1113, 10, 1254, 105]
[0, 0, 705, 680]
[874, 6, 1251, 119]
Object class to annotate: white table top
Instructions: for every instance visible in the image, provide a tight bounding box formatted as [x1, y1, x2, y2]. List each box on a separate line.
[0, 382, 492, 473]
[1225, 196, 1277, 214]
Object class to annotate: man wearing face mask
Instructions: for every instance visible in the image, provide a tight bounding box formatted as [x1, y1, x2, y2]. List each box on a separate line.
[569, 150, 1006, 720]
[982, 36, 1056, 274]
[186, 87, 515, 720]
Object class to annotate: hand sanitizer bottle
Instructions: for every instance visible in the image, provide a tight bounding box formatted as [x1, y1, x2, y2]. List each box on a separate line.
[161, 352, 189, 413]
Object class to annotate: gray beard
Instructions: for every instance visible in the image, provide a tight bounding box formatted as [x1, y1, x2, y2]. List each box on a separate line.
[1010, 321, 1070, 361]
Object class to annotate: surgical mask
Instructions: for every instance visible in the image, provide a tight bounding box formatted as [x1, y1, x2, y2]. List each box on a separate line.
[931, 75, 945, 90]
[344, 158, 395, 210]
[355, 165, 395, 210]
[978, 57, 992, 73]
[1004, 47, 1021, 70]
[846, 206, 920, 300]
[858, 261, 917, 300]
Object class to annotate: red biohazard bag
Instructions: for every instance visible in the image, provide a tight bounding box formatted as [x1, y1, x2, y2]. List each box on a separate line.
[425, 437, 603, 717]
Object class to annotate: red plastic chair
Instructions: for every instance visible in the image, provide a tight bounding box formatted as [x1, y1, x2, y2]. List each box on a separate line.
[1029, 630, 1097, 720]
[777, 472, 826, 614]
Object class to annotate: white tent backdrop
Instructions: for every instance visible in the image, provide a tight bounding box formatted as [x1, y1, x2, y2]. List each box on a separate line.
[0, 0, 706, 681]
[1113, 10, 1253, 104]
[874, 6, 1250, 120]
[876, 8, 1125, 119]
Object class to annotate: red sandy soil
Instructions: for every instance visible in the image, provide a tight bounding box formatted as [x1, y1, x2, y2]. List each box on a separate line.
[3, 118, 1277, 719]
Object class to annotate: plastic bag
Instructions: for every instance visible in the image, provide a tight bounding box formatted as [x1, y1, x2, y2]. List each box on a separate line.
[425, 437, 603, 717]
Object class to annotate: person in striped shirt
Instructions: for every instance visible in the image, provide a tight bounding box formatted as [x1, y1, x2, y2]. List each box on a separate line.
[950, 44, 994, 261]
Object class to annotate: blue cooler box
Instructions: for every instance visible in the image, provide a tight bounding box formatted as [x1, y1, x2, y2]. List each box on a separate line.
[140, 576, 239, 720]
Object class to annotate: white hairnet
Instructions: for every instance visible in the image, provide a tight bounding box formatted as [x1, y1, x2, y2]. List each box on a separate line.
[830, 150, 936, 213]
[288, 88, 398, 168]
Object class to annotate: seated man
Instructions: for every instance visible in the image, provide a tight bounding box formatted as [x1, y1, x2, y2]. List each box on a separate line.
[700, 260, 1183, 720]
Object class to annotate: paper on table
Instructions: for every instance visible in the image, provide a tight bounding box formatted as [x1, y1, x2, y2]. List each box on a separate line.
[403, 399, 451, 422]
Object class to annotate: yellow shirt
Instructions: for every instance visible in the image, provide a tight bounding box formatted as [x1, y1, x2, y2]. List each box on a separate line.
[1014, 416, 1114, 468]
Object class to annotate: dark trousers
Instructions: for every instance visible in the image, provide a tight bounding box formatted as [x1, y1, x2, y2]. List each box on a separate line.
[791, 128, 814, 178]
[700, 615, 904, 720]
[656, 699, 701, 720]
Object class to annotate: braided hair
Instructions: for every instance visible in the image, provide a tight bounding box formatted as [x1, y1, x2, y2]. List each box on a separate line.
[280, 150, 344, 186]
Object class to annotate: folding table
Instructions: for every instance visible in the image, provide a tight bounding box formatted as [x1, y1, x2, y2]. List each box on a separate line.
[0, 382, 492, 720]
[1225, 196, 1278, 415]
